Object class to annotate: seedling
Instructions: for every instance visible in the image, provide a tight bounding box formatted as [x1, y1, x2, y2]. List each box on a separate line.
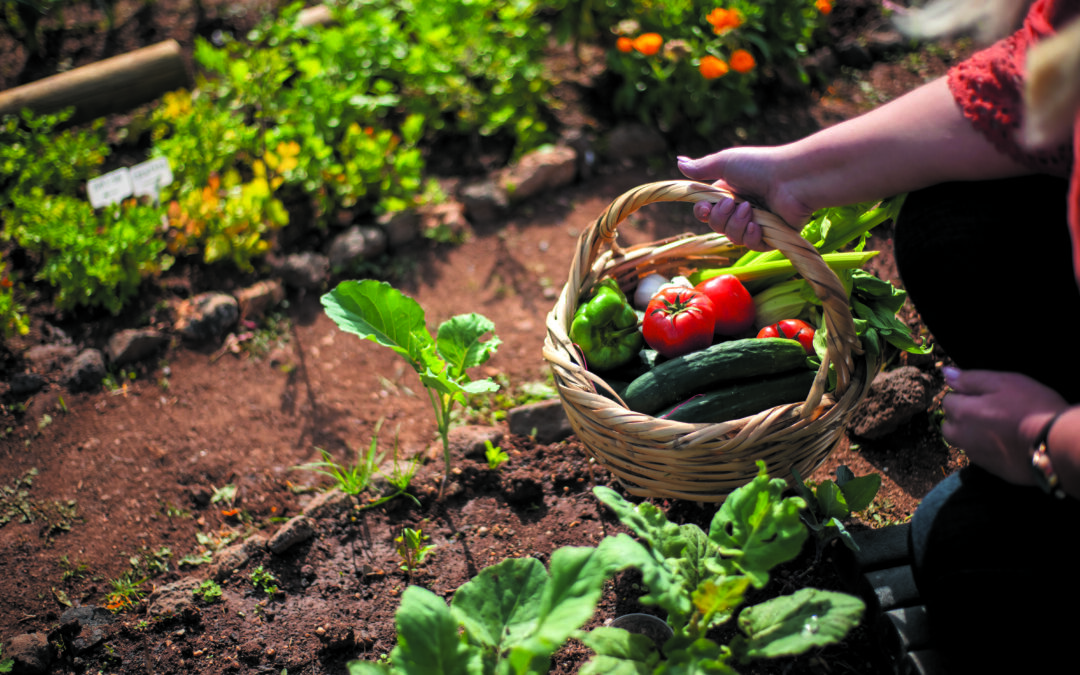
[792, 465, 882, 554]
[0, 641, 11, 673]
[484, 440, 509, 470]
[250, 565, 281, 596]
[294, 420, 384, 496]
[104, 572, 148, 613]
[193, 579, 223, 604]
[394, 527, 435, 578]
[321, 280, 501, 499]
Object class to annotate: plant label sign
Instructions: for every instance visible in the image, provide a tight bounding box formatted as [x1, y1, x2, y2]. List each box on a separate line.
[86, 158, 173, 208]
[86, 167, 134, 209]
[130, 157, 173, 198]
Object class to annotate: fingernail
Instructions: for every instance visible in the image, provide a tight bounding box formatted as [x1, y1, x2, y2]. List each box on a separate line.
[942, 365, 960, 385]
[735, 200, 752, 217]
[716, 197, 735, 216]
[676, 156, 691, 164]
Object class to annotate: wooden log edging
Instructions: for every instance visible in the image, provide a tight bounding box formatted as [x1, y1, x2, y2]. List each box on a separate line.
[0, 39, 190, 124]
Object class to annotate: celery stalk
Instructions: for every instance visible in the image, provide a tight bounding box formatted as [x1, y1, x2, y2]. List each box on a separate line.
[732, 194, 906, 268]
[690, 250, 879, 286]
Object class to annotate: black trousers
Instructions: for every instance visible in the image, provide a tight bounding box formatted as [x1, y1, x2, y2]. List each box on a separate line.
[896, 175, 1080, 672]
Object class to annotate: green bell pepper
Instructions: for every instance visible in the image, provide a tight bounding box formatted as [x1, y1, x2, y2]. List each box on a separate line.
[569, 277, 643, 371]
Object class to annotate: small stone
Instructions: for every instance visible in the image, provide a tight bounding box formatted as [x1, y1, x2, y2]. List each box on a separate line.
[105, 328, 169, 367]
[173, 292, 239, 343]
[328, 226, 387, 272]
[62, 349, 106, 392]
[5, 632, 51, 674]
[267, 514, 316, 554]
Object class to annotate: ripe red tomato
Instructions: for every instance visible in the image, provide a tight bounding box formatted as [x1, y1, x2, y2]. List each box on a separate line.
[757, 319, 816, 354]
[694, 274, 756, 336]
[643, 287, 716, 358]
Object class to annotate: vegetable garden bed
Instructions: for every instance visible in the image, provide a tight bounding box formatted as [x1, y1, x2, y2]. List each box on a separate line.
[1, 0, 973, 672]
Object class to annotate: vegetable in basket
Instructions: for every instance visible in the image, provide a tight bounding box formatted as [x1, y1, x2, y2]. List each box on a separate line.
[758, 319, 816, 355]
[569, 277, 643, 371]
[641, 286, 715, 359]
[694, 273, 756, 335]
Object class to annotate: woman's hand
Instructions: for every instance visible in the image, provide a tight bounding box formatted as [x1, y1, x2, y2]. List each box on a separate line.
[941, 366, 1070, 486]
[677, 146, 815, 251]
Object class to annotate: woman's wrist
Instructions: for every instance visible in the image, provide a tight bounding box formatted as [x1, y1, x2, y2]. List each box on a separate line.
[1030, 406, 1079, 498]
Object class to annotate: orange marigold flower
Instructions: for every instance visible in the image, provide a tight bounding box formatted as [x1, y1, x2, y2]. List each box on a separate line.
[699, 55, 729, 79]
[616, 36, 634, 53]
[632, 33, 663, 56]
[706, 7, 742, 34]
[730, 49, 756, 73]
[816, 0, 833, 14]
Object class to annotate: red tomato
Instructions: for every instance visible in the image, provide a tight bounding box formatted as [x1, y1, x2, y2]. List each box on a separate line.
[757, 319, 816, 354]
[694, 274, 756, 336]
[643, 287, 716, 358]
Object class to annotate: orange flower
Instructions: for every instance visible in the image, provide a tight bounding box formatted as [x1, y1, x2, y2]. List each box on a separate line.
[632, 33, 663, 56]
[706, 7, 742, 34]
[730, 49, 756, 73]
[815, 0, 832, 14]
[699, 55, 729, 79]
[616, 36, 634, 53]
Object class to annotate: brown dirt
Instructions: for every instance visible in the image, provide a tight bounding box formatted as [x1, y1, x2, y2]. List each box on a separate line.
[1, 2, 972, 673]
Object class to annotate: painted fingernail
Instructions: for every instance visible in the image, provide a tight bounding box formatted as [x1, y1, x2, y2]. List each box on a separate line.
[942, 365, 960, 386]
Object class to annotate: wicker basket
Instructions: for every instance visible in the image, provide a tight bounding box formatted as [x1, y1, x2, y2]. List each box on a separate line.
[542, 180, 881, 502]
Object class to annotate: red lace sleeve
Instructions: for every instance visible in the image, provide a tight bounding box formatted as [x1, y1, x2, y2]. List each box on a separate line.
[947, 0, 1074, 176]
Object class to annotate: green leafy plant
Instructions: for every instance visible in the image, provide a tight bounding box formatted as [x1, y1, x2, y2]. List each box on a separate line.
[603, 0, 832, 138]
[792, 465, 882, 554]
[350, 462, 865, 674]
[0, 639, 12, 672]
[293, 419, 420, 510]
[394, 527, 436, 578]
[193, 579, 224, 604]
[250, 565, 281, 596]
[484, 440, 509, 471]
[104, 571, 148, 613]
[321, 279, 501, 499]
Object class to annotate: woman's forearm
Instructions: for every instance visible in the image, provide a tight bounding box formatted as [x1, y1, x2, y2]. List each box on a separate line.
[775, 76, 1034, 212]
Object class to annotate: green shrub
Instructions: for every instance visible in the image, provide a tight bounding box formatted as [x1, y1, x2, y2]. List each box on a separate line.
[602, 0, 832, 137]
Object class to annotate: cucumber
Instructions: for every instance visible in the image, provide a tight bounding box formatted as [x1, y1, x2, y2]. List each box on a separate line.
[656, 369, 818, 423]
[620, 338, 810, 415]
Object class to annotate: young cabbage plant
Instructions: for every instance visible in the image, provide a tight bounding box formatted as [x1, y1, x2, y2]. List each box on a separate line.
[347, 463, 866, 675]
[792, 464, 882, 555]
[321, 279, 501, 499]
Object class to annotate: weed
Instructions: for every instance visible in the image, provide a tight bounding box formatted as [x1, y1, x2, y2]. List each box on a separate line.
[0, 467, 81, 538]
[484, 440, 509, 471]
[394, 527, 435, 578]
[58, 555, 90, 582]
[104, 571, 148, 613]
[0, 641, 11, 673]
[193, 579, 224, 604]
[250, 565, 281, 596]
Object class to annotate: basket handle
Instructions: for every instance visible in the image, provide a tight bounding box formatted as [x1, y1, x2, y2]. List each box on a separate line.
[567, 180, 863, 400]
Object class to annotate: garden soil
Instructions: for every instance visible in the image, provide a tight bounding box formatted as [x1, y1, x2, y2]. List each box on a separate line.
[1, 1, 972, 673]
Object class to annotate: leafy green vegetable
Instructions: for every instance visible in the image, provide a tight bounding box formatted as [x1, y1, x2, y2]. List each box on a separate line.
[321, 279, 500, 498]
[792, 465, 882, 554]
[349, 462, 866, 675]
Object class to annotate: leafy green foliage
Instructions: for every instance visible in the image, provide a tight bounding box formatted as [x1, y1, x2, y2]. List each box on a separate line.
[484, 440, 509, 470]
[193, 579, 224, 604]
[602, 0, 832, 137]
[792, 465, 881, 553]
[250, 565, 281, 595]
[321, 279, 500, 498]
[395, 527, 437, 577]
[349, 463, 865, 674]
[293, 419, 421, 510]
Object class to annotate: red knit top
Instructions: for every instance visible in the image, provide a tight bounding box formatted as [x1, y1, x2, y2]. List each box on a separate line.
[947, 0, 1080, 281]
